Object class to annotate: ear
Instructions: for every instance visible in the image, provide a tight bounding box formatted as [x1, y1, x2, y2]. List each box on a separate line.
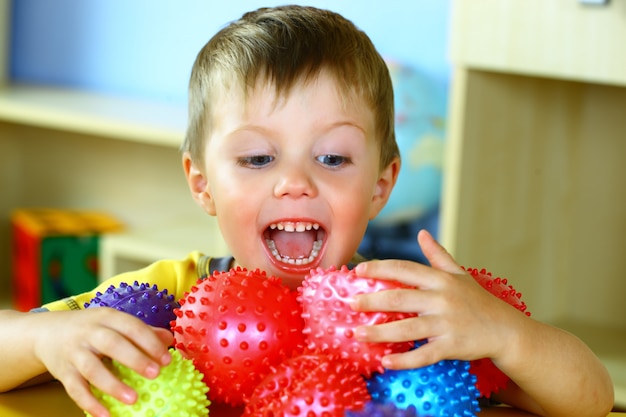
[182, 152, 216, 216]
[369, 156, 400, 220]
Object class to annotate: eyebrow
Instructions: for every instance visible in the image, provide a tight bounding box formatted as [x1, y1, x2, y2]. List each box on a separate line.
[325, 120, 367, 136]
[229, 119, 367, 139]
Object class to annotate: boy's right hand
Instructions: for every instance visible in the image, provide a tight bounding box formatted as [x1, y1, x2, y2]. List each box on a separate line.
[32, 308, 173, 417]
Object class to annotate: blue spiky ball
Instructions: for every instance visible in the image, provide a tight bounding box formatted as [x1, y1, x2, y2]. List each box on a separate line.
[366, 342, 480, 417]
[84, 281, 179, 329]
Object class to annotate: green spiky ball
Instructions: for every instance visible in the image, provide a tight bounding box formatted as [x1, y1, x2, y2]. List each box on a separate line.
[86, 348, 210, 417]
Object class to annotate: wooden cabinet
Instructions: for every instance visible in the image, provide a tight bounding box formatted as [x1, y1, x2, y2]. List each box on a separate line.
[442, 0, 626, 406]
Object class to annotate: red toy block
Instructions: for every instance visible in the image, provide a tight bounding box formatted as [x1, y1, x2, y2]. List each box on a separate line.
[11, 208, 123, 311]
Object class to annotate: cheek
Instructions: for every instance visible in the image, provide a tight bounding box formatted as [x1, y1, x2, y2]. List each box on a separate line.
[210, 181, 256, 238]
[216, 202, 259, 263]
[209, 167, 260, 206]
[329, 186, 373, 238]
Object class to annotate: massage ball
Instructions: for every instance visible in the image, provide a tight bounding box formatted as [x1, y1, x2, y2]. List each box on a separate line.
[172, 267, 305, 406]
[366, 342, 480, 417]
[346, 402, 419, 417]
[465, 267, 530, 316]
[465, 267, 532, 397]
[86, 348, 209, 417]
[84, 281, 179, 330]
[298, 265, 416, 376]
[243, 352, 370, 417]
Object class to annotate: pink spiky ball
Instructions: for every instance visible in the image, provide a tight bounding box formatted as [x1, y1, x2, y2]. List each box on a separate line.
[465, 267, 532, 398]
[298, 265, 416, 376]
[172, 267, 305, 406]
[243, 352, 371, 417]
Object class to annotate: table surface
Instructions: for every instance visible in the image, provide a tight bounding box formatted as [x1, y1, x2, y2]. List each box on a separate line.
[0, 382, 623, 417]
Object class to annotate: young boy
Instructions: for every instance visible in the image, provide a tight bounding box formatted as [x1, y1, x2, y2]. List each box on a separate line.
[0, 5, 614, 417]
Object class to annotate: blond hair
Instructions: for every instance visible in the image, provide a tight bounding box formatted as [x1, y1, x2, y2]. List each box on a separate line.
[182, 5, 398, 171]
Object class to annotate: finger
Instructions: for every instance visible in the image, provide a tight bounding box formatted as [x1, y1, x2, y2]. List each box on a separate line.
[355, 315, 437, 344]
[109, 316, 172, 365]
[64, 374, 112, 417]
[354, 259, 432, 288]
[86, 324, 162, 380]
[96, 309, 172, 367]
[351, 288, 431, 313]
[62, 358, 137, 417]
[71, 351, 137, 404]
[381, 340, 446, 370]
[417, 229, 464, 274]
[152, 327, 175, 360]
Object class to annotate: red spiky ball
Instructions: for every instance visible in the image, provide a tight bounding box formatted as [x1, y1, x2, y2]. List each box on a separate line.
[465, 267, 532, 398]
[243, 352, 371, 417]
[172, 267, 305, 406]
[466, 267, 530, 316]
[298, 265, 416, 376]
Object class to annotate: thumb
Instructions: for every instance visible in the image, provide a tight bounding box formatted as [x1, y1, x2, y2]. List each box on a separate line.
[417, 229, 464, 274]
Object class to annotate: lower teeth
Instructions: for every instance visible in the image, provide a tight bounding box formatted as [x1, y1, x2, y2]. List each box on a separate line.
[266, 239, 322, 265]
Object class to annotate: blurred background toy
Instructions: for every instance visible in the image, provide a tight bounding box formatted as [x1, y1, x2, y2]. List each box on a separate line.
[11, 208, 123, 311]
[359, 60, 447, 265]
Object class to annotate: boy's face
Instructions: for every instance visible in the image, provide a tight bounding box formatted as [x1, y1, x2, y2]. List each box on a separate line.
[184, 72, 399, 289]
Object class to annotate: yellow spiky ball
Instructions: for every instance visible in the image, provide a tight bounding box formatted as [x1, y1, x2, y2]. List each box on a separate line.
[86, 348, 210, 417]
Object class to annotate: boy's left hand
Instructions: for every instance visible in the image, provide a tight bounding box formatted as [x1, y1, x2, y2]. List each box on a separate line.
[351, 229, 525, 370]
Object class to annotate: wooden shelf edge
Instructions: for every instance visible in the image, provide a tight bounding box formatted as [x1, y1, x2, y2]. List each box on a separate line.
[451, 61, 626, 89]
[0, 84, 187, 147]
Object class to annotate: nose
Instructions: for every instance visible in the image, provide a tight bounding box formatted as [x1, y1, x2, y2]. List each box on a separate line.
[273, 161, 318, 199]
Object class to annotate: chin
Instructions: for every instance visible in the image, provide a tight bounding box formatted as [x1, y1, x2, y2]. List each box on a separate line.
[265, 258, 318, 291]
[279, 274, 307, 291]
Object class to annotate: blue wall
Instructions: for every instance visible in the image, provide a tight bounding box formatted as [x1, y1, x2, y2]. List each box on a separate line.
[10, 0, 451, 105]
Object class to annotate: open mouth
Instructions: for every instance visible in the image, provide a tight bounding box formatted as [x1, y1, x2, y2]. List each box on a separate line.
[263, 221, 325, 266]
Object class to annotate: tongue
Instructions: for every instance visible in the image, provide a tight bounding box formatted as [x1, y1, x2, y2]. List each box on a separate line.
[269, 229, 316, 259]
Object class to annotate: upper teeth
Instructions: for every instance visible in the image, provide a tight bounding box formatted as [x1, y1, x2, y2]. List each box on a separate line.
[269, 222, 320, 232]
[267, 221, 322, 265]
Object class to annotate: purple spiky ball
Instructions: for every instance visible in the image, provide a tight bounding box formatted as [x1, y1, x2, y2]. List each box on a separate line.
[84, 281, 179, 329]
[346, 403, 418, 417]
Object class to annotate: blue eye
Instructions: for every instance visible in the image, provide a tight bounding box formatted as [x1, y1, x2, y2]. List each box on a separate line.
[317, 154, 349, 167]
[238, 155, 274, 168]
